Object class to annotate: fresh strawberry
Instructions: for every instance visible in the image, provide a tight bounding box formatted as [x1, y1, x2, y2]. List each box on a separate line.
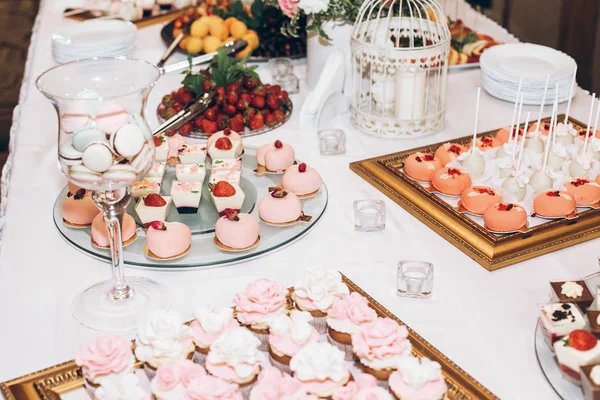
[298, 163, 307, 173]
[223, 104, 237, 116]
[202, 80, 213, 92]
[216, 113, 229, 129]
[569, 330, 598, 351]
[216, 86, 225, 96]
[266, 95, 281, 111]
[204, 108, 217, 122]
[274, 139, 283, 148]
[161, 94, 174, 107]
[251, 95, 265, 109]
[223, 128, 231, 135]
[180, 91, 193, 105]
[201, 119, 218, 134]
[267, 85, 281, 95]
[150, 221, 167, 230]
[153, 136, 162, 147]
[212, 181, 236, 197]
[226, 82, 240, 93]
[243, 76, 258, 90]
[172, 103, 184, 113]
[215, 137, 233, 150]
[252, 86, 266, 97]
[243, 107, 257, 123]
[177, 87, 187, 97]
[236, 98, 249, 111]
[193, 116, 205, 129]
[240, 92, 252, 103]
[144, 194, 167, 207]
[273, 110, 285, 122]
[259, 109, 269, 119]
[278, 90, 289, 102]
[249, 113, 264, 130]
[179, 123, 192, 136]
[226, 91, 239, 105]
[229, 114, 245, 132]
[265, 112, 277, 126]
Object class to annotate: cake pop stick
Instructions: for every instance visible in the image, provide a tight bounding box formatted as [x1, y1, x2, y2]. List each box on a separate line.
[543, 99, 558, 170]
[516, 112, 531, 177]
[583, 93, 596, 154]
[535, 75, 551, 132]
[564, 66, 578, 125]
[593, 98, 600, 140]
[553, 83, 559, 148]
[508, 78, 524, 144]
[512, 95, 525, 162]
[472, 87, 481, 151]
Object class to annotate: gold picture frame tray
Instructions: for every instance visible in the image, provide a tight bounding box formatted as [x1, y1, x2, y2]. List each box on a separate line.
[350, 115, 600, 271]
[0, 275, 497, 400]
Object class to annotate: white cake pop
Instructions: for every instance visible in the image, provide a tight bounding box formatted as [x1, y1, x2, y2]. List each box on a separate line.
[525, 135, 545, 153]
[554, 123, 575, 146]
[569, 94, 597, 178]
[529, 169, 554, 194]
[501, 176, 527, 201]
[496, 140, 518, 160]
[460, 148, 486, 178]
[547, 144, 567, 170]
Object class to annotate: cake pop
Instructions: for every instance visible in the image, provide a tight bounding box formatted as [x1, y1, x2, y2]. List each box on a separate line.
[569, 94, 596, 178]
[529, 96, 558, 194]
[525, 76, 551, 154]
[501, 112, 531, 202]
[496, 78, 523, 144]
[496, 95, 524, 160]
[461, 88, 486, 178]
[554, 67, 578, 145]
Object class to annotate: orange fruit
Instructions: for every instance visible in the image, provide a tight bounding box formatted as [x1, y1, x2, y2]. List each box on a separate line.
[224, 17, 237, 31]
[242, 31, 259, 50]
[186, 37, 203, 54]
[190, 19, 209, 38]
[204, 36, 223, 53]
[210, 22, 229, 41]
[235, 45, 252, 59]
[179, 36, 191, 50]
[230, 20, 248, 39]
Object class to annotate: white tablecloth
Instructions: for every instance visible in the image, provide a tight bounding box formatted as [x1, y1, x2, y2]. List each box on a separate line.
[0, 1, 595, 399]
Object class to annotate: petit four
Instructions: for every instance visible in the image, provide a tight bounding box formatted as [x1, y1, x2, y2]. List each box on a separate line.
[564, 179, 600, 206]
[389, 356, 447, 400]
[460, 186, 502, 215]
[145, 162, 165, 181]
[215, 209, 260, 250]
[483, 203, 527, 232]
[176, 163, 206, 182]
[434, 143, 465, 166]
[171, 181, 202, 214]
[539, 303, 586, 348]
[190, 306, 239, 364]
[209, 168, 242, 185]
[132, 179, 161, 200]
[587, 310, 600, 338]
[402, 153, 441, 182]
[528, 121, 552, 136]
[95, 373, 150, 400]
[167, 133, 187, 160]
[555, 329, 600, 384]
[470, 136, 501, 150]
[550, 281, 594, 312]
[257, 140, 295, 172]
[207, 128, 243, 159]
[332, 373, 382, 400]
[153, 134, 168, 162]
[68, 182, 82, 195]
[151, 359, 206, 400]
[258, 188, 303, 224]
[212, 159, 242, 171]
[250, 368, 316, 400]
[430, 168, 472, 196]
[91, 213, 137, 247]
[268, 311, 320, 373]
[62, 189, 100, 226]
[146, 221, 192, 259]
[178, 143, 207, 164]
[281, 162, 323, 196]
[534, 190, 576, 218]
[580, 364, 600, 400]
[327, 292, 377, 360]
[185, 374, 243, 400]
[135, 194, 171, 227]
[210, 181, 245, 214]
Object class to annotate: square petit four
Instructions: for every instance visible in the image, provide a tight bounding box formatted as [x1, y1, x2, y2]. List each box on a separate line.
[132, 179, 161, 200]
[135, 194, 171, 227]
[551, 281, 595, 312]
[154, 134, 168, 162]
[145, 162, 166, 182]
[555, 330, 600, 384]
[211, 159, 242, 171]
[581, 364, 600, 400]
[178, 144, 207, 164]
[209, 168, 241, 185]
[208, 137, 242, 160]
[540, 303, 586, 349]
[171, 181, 202, 214]
[209, 181, 245, 213]
[175, 163, 206, 183]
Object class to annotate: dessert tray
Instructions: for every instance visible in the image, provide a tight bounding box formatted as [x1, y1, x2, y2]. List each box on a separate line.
[350, 115, 600, 271]
[53, 147, 327, 269]
[64, 6, 186, 28]
[0, 275, 497, 400]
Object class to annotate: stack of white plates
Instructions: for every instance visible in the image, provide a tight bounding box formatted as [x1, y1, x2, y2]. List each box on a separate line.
[480, 43, 577, 105]
[52, 19, 137, 64]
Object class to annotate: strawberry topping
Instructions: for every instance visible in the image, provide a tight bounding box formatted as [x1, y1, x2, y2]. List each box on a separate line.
[448, 145, 462, 154]
[212, 181, 236, 197]
[474, 187, 495, 195]
[571, 178, 590, 187]
[150, 221, 167, 231]
[568, 330, 598, 351]
[215, 137, 233, 150]
[222, 208, 240, 221]
[298, 163, 307, 173]
[274, 140, 283, 149]
[447, 168, 462, 176]
[546, 191, 561, 197]
[144, 194, 167, 207]
[153, 136, 162, 147]
[498, 203, 514, 211]
[223, 128, 231, 136]
[271, 188, 288, 198]
[422, 154, 435, 161]
[480, 137, 493, 147]
[579, 129, 593, 137]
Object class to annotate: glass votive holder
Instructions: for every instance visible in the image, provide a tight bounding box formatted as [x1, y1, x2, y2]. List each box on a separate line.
[397, 261, 434, 298]
[317, 129, 346, 155]
[269, 57, 294, 80]
[353, 200, 386, 232]
[275, 74, 300, 94]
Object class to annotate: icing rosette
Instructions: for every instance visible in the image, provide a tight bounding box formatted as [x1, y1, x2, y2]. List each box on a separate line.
[249, 367, 318, 400]
[332, 373, 378, 400]
[293, 268, 350, 313]
[94, 373, 151, 400]
[388, 356, 447, 400]
[185, 374, 243, 400]
[134, 312, 194, 369]
[75, 334, 135, 384]
[352, 318, 413, 373]
[268, 311, 320, 358]
[190, 306, 239, 350]
[327, 293, 377, 335]
[151, 360, 206, 400]
[233, 278, 287, 329]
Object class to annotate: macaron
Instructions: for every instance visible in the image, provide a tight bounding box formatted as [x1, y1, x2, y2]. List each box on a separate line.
[75, 89, 102, 117]
[59, 103, 91, 134]
[59, 142, 83, 166]
[111, 124, 145, 158]
[130, 142, 153, 173]
[82, 142, 114, 173]
[102, 164, 137, 184]
[96, 101, 129, 135]
[70, 164, 102, 184]
[72, 127, 106, 152]
[131, 113, 152, 140]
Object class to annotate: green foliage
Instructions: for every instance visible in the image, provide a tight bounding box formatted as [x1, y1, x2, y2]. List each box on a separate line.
[451, 30, 478, 51]
[216, 0, 264, 30]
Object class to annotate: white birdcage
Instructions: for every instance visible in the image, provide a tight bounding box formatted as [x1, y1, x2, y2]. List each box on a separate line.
[350, 0, 450, 138]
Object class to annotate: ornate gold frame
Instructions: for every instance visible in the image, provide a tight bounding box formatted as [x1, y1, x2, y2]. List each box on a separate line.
[0, 275, 497, 400]
[350, 115, 600, 271]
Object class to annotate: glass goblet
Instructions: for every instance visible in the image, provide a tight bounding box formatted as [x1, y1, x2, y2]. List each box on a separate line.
[36, 58, 171, 331]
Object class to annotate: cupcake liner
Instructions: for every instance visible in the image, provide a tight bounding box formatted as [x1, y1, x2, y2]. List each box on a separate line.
[269, 353, 292, 374]
[327, 333, 355, 361]
[193, 350, 207, 366]
[310, 315, 328, 334]
[83, 380, 98, 399]
[237, 380, 256, 397]
[250, 330, 269, 352]
[143, 363, 158, 380]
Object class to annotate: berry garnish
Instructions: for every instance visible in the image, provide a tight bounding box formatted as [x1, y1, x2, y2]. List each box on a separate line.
[215, 137, 233, 151]
[571, 178, 589, 187]
[543, 123, 551, 131]
[223, 208, 240, 221]
[223, 128, 231, 136]
[474, 187, 495, 195]
[271, 188, 288, 198]
[274, 140, 283, 149]
[150, 221, 167, 231]
[579, 129, 592, 137]
[153, 136, 162, 147]
[546, 191, 561, 197]
[480, 137, 493, 146]
[448, 144, 462, 154]
[298, 163, 307, 173]
[498, 203, 514, 211]
[144, 194, 167, 207]
[73, 188, 86, 200]
[568, 330, 598, 351]
[422, 154, 435, 161]
[212, 181, 236, 197]
[447, 168, 462, 176]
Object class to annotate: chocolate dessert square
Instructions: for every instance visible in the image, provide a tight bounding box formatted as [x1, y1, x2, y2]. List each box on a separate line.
[589, 311, 600, 338]
[581, 364, 600, 399]
[550, 281, 594, 312]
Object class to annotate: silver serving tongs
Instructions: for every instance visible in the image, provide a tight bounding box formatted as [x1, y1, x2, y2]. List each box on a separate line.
[159, 40, 248, 75]
[152, 91, 216, 136]
[157, 32, 185, 68]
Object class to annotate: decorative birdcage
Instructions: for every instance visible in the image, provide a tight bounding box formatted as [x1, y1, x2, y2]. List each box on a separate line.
[350, 0, 450, 138]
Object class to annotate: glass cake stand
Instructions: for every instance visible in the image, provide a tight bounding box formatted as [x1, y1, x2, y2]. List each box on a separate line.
[53, 147, 328, 270]
[534, 272, 600, 399]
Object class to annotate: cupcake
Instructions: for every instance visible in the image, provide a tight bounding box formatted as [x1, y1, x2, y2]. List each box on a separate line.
[250, 367, 318, 400]
[389, 356, 447, 400]
[151, 360, 206, 400]
[352, 318, 413, 384]
[233, 278, 287, 350]
[205, 327, 263, 396]
[333, 373, 393, 400]
[290, 342, 352, 398]
[190, 306, 239, 364]
[95, 373, 151, 400]
[134, 312, 194, 379]
[327, 293, 377, 360]
[75, 334, 136, 397]
[292, 268, 350, 333]
[186, 374, 243, 400]
[268, 311, 320, 373]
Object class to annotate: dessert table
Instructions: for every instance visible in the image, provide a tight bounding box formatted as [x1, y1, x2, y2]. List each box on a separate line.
[0, 1, 596, 398]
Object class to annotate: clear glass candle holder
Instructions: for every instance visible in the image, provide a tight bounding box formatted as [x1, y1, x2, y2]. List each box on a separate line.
[318, 129, 346, 155]
[275, 74, 300, 94]
[269, 57, 293, 80]
[397, 261, 434, 298]
[354, 200, 386, 232]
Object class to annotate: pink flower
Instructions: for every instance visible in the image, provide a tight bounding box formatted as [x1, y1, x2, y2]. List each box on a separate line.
[234, 279, 286, 324]
[277, 0, 299, 18]
[352, 318, 411, 361]
[75, 335, 133, 380]
[252, 368, 304, 399]
[332, 373, 377, 400]
[185, 375, 241, 400]
[154, 364, 180, 392]
[176, 359, 206, 387]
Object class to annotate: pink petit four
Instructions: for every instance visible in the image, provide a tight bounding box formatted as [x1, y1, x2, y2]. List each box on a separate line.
[95, 373, 151, 400]
[483, 203, 527, 232]
[249, 368, 317, 400]
[210, 168, 242, 185]
[564, 178, 600, 206]
[528, 121, 552, 135]
[176, 163, 206, 182]
[403, 153, 441, 182]
[185, 374, 243, 400]
[534, 190, 576, 217]
[258, 188, 302, 224]
[495, 126, 524, 144]
[151, 359, 206, 400]
[210, 181, 245, 214]
[268, 311, 320, 373]
[154, 134, 168, 162]
[91, 213, 137, 247]
[135, 194, 171, 227]
[190, 306, 239, 363]
[178, 143, 207, 164]
[68, 182, 82, 194]
[62, 189, 100, 226]
[171, 181, 202, 214]
[431, 168, 472, 196]
[212, 159, 242, 171]
[469, 136, 502, 150]
[132, 179, 161, 200]
[555, 330, 600, 384]
[540, 303, 586, 349]
[434, 143, 465, 166]
[389, 356, 447, 400]
[207, 128, 243, 149]
[281, 163, 323, 196]
[208, 131, 243, 160]
[146, 221, 191, 259]
[257, 140, 295, 172]
[215, 210, 260, 250]
[460, 186, 502, 215]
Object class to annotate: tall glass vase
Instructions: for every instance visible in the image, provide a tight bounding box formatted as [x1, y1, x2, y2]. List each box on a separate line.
[36, 58, 171, 331]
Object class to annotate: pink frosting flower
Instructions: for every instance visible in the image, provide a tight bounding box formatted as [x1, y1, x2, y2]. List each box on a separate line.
[332, 373, 377, 400]
[234, 279, 286, 325]
[185, 375, 242, 400]
[75, 335, 133, 380]
[352, 318, 411, 361]
[251, 368, 305, 399]
[277, 0, 299, 18]
[177, 359, 206, 387]
[154, 364, 180, 392]
[327, 293, 377, 325]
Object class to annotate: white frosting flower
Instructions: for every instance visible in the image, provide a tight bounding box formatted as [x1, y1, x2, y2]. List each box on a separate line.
[207, 327, 263, 378]
[193, 306, 233, 334]
[95, 373, 149, 400]
[555, 122, 577, 137]
[294, 268, 349, 311]
[268, 311, 314, 345]
[134, 312, 192, 363]
[297, 0, 329, 14]
[551, 142, 568, 158]
[355, 387, 394, 400]
[561, 281, 584, 298]
[576, 154, 593, 171]
[396, 356, 442, 389]
[290, 342, 347, 382]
